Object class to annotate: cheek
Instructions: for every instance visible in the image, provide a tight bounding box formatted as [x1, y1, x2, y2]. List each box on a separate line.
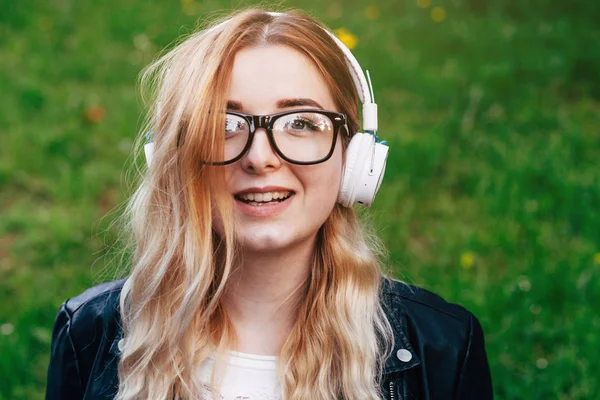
[304, 145, 344, 205]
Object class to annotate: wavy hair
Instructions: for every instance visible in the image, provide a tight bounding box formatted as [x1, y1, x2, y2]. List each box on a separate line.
[116, 8, 393, 400]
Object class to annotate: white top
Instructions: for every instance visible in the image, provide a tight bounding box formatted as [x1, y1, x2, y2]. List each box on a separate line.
[198, 351, 281, 399]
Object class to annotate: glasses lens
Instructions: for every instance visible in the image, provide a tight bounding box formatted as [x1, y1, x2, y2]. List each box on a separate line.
[272, 112, 334, 162]
[224, 114, 250, 162]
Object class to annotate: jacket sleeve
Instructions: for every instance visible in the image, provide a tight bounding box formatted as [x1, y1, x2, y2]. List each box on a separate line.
[454, 313, 494, 399]
[45, 301, 85, 400]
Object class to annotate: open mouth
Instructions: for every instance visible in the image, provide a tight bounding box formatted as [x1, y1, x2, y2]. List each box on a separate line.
[234, 191, 295, 206]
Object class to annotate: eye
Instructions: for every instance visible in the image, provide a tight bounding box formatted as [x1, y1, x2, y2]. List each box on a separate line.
[286, 117, 318, 131]
[225, 115, 248, 137]
[274, 112, 332, 137]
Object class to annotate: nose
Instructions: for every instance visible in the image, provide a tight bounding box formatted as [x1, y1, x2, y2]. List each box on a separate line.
[239, 128, 281, 174]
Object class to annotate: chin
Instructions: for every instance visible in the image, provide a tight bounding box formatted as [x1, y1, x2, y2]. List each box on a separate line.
[238, 224, 321, 254]
[239, 233, 294, 253]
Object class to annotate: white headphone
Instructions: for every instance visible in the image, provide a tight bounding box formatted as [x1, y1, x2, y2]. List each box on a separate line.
[144, 11, 389, 207]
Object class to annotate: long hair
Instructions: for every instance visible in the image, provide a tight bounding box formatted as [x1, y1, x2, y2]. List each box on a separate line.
[117, 8, 393, 400]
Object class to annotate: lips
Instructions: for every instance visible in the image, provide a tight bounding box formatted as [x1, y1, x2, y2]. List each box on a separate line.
[234, 186, 296, 196]
[236, 191, 293, 203]
[233, 187, 295, 217]
[234, 186, 295, 203]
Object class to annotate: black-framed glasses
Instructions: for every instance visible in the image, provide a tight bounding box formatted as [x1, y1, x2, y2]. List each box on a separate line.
[212, 108, 347, 165]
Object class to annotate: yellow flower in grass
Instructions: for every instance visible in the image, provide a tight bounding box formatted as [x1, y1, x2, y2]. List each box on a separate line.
[460, 251, 475, 269]
[594, 253, 600, 265]
[417, 0, 431, 8]
[334, 28, 358, 50]
[365, 6, 380, 20]
[431, 7, 446, 23]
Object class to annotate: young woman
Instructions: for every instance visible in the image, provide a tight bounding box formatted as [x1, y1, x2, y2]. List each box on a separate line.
[46, 9, 493, 400]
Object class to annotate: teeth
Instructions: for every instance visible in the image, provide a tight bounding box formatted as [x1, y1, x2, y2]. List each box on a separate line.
[237, 191, 291, 202]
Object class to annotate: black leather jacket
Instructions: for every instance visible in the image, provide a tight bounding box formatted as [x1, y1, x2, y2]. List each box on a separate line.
[45, 277, 493, 399]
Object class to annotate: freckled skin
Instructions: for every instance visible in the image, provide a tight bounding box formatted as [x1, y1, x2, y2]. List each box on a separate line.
[220, 45, 343, 253]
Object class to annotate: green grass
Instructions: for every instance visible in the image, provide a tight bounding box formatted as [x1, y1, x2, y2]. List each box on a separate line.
[1, 0, 599, 398]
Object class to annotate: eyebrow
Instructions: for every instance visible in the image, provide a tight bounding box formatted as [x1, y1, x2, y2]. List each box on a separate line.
[226, 98, 325, 112]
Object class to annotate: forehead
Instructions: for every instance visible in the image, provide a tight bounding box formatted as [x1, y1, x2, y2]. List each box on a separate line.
[227, 45, 337, 113]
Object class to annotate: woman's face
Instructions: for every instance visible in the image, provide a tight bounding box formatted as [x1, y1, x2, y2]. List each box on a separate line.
[221, 44, 344, 253]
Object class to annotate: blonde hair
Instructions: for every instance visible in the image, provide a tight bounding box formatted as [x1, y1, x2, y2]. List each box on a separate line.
[117, 8, 393, 400]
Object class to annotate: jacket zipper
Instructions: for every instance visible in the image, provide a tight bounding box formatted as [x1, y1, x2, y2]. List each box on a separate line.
[388, 380, 396, 400]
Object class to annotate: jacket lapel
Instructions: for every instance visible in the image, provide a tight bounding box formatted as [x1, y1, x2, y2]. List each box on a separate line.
[383, 315, 421, 375]
[381, 281, 421, 375]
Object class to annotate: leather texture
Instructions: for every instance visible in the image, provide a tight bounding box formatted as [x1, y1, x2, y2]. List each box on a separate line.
[45, 277, 493, 399]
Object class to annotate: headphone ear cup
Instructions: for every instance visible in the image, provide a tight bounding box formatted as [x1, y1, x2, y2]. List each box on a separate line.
[338, 133, 373, 207]
[144, 142, 155, 167]
[338, 133, 389, 207]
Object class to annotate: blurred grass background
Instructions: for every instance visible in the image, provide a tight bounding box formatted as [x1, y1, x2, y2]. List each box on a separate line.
[1, 0, 599, 398]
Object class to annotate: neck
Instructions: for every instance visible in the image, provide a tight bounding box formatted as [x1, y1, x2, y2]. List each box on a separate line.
[223, 234, 317, 355]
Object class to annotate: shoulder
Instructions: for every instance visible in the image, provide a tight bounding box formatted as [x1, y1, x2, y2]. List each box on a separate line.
[56, 278, 127, 361]
[380, 277, 493, 398]
[47, 278, 128, 396]
[60, 278, 127, 332]
[380, 275, 484, 366]
[380, 276, 475, 324]
[62, 278, 127, 315]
